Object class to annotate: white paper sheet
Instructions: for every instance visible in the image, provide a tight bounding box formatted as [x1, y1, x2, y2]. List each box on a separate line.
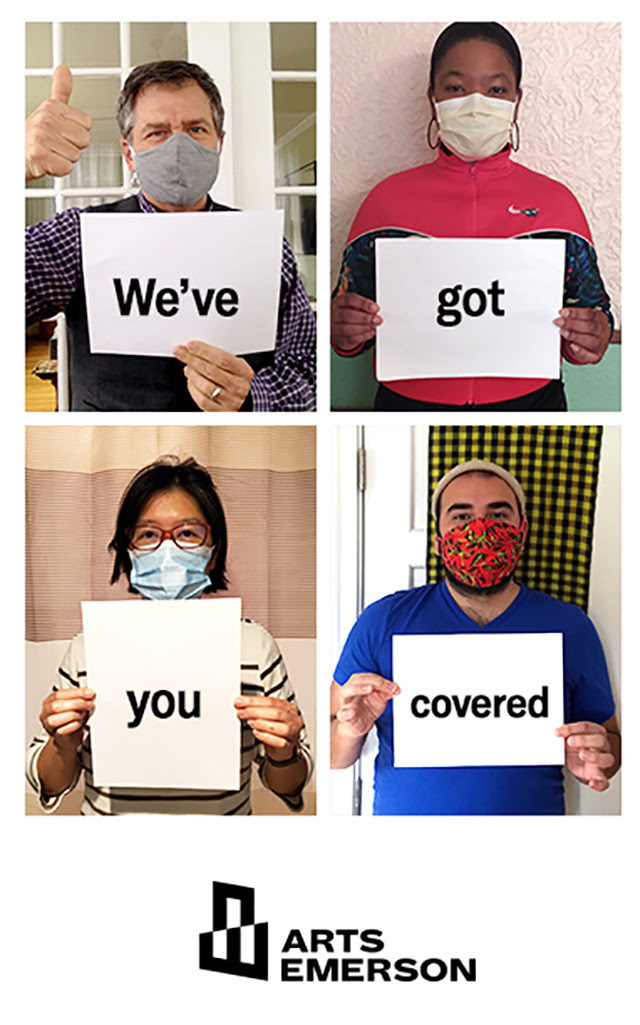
[375, 237, 565, 380]
[82, 599, 241, 789]
[80, 210, 283, 357]
[392, 632, 565, 768]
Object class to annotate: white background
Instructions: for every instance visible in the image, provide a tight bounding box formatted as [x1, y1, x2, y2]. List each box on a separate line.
[82, 211, 283, 357]
[376, 238, 564, 380]
[83, 600, 241, 789]
[392, 633, 565, 767]
[11, 2, 637, 1023]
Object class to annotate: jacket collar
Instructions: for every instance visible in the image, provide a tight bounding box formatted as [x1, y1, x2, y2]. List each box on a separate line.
[434, 144, 515, 180]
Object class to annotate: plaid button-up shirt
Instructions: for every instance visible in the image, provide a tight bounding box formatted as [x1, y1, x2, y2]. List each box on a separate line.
[26, 192, 316, 411]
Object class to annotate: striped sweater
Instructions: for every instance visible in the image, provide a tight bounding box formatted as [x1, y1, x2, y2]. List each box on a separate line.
[26, 619, 312, 815]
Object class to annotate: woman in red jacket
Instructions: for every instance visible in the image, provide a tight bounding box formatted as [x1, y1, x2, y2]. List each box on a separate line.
[331, 22, 613, 411]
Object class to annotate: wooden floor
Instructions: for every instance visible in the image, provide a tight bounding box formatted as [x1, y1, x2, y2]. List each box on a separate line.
[25, 340, 57, 412]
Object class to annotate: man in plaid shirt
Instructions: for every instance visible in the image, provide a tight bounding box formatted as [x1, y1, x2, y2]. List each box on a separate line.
[26, 61, 316, 412]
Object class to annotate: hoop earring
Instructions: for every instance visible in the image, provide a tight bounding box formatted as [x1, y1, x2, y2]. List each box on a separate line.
[510, 120, 520, 152]
[427, 116, 440, 150]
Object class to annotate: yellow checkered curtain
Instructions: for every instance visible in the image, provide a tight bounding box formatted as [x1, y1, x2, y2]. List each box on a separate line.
[427, 426, 602, 611]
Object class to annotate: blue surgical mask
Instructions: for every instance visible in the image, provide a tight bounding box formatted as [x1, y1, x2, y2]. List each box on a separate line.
[129, 540, 215, 600]
[133, 132, 220, 207]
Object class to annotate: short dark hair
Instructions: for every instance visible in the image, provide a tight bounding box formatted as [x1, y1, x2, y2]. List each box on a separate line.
[109, 456, 229, 594]
[430, 22, 523, 90]
[116, 60, 225, 141]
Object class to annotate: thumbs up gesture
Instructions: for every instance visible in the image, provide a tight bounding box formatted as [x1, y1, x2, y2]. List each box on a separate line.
[25, 65, 93, 182]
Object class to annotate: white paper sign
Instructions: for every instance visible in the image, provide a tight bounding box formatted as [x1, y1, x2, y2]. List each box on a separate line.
[392, 633, 565, 768]
[80, 210, 284, 357]
[375, 237, 565, 380]
[82, 599, 241, 789]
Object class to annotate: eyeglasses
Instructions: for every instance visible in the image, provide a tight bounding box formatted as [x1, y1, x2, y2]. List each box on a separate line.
[128, 521, 210, 551]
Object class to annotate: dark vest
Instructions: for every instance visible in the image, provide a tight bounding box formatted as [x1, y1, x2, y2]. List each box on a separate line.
[66, 196, 272, 411]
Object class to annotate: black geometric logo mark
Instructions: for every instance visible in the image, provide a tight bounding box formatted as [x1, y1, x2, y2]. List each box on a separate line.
[199, 881, 269, 981]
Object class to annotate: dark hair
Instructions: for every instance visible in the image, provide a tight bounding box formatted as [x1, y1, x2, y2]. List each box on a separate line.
[430, 22, 523, 90]
[116, 60, 225, 141]
[109, 456, 229, 594]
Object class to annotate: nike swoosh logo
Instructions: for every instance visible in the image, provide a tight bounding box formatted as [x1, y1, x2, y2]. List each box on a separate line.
[508, 204, 539, 217]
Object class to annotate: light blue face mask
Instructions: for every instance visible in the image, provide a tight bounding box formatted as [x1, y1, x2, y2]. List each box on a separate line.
[129, 540, 214, 600]
[134, 131, 220, 207]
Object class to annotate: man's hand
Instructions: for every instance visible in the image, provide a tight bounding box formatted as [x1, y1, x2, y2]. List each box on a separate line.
[333, 674, 399, 734]
[174, 341, 254, 411]
[234, 696, 302, 758]
[555, 721, 618, 792]
[331, 675, 399, 769]
[39, 687, 95, 750]
[554, 308, 611, 364]
[25, 65, 93, 182]
[331, 292, 382, 352]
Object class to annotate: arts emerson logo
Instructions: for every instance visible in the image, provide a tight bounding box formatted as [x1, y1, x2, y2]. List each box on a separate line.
[199, 881, 269, 981]
[199, 881, 477, 984]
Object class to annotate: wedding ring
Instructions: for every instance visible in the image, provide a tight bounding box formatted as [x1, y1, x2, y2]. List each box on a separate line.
[211, 385, 222, 400]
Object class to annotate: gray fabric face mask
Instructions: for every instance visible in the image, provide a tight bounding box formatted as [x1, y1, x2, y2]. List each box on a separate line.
[134, 132, 220, 207]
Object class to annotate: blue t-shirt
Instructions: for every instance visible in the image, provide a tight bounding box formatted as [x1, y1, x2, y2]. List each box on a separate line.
[333, 582, 615, 815]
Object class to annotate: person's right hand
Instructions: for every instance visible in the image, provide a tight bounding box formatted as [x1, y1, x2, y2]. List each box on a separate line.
[173, 341, 254, 411]
[25, 65, 93, 182]
[331, 292, 383, 352]
[333, 673, 400, 737]
[39, 687, 95, 749]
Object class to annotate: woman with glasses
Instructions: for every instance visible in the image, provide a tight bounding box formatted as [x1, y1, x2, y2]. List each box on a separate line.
[27, 456, 312, 815]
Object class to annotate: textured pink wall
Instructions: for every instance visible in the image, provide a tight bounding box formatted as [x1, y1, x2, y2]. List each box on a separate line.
[331, 22, 620, 325]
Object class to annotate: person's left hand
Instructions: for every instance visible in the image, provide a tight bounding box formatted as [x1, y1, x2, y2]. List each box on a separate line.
[554, 308, 610, 364]
[234, 696, 303, 758]
[555, 721, 615, 791]
[173, 341, 254, 411]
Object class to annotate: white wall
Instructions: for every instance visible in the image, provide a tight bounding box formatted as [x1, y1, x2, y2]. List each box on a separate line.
[568, 426, 621, 813]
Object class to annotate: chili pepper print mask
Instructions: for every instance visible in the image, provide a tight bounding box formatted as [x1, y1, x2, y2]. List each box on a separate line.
[439, 517, 528, 589]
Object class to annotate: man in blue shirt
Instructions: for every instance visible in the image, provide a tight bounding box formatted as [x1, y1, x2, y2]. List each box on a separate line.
[331, 460, 620, 814]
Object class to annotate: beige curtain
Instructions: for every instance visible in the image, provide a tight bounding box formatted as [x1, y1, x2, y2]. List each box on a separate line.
[26, 426, 315, 641]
